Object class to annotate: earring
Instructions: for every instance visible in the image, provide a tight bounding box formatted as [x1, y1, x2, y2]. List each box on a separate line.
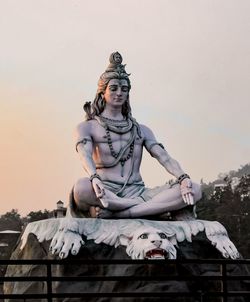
[100, 97, 105, 107]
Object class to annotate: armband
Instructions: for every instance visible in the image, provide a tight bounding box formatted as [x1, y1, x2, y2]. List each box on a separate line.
[145, 141, 166, 157]
[89, 173, 102, 182]
[147, 142, 165, 150]
[75, 137, 92, 152]
[177, 174, 190, 184]
[158, 143, 165, 150]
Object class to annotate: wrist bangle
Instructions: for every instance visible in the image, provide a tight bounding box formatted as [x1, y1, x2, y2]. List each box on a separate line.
[177, 173, 190, 184]
[89, 173, 101, 182]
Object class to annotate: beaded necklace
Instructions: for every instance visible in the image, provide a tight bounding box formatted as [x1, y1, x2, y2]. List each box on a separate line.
[95, 115, 137, 177]
[97, 115, 133, 133]
[105, 126, 134, 177]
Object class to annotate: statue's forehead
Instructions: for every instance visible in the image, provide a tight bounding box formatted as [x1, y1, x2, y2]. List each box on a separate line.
[133, 226, 163, 237]
[108, 79, 128, 86]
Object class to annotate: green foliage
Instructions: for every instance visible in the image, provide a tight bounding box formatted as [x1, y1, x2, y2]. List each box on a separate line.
[197, 174, 250, 258]
[0, 209, 53, 232]
[0, 209, 22, 231]
[24, 209, 53, 223]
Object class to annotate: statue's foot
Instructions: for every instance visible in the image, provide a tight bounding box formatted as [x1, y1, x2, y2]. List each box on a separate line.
[95, 207, 114, 219]
[100, 189, 143, 211]
[89, 206, 98, 218]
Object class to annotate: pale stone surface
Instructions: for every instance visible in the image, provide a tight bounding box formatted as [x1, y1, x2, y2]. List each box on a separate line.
[20, 218, 239, 260]
[4, 220, 249, 302]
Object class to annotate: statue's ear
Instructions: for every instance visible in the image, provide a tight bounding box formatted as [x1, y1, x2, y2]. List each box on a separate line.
[118, 234, 133, 246]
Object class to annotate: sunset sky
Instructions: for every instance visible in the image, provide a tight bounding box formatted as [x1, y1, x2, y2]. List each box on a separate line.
[1, 0, 250, 215]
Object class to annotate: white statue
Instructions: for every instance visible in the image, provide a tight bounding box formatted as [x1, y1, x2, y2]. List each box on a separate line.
[20, 218, 240, 260]
[18, 52, 240, 263]
[69, 52, 202, 219]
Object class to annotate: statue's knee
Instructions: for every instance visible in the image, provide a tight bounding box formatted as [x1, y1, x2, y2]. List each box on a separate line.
[193, 183, 202, 203]
[73, 177, 92, 203]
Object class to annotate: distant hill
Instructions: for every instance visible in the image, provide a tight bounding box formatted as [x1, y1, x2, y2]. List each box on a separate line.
[203, 163, 250, 185]
[232, 163, 250, 178]
[197, 162, 250, 258]
[201, 162, 250, 196]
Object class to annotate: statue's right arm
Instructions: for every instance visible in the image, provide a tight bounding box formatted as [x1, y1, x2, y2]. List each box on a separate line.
[74, 122, 105, 198]
[74, 121, 96, 176]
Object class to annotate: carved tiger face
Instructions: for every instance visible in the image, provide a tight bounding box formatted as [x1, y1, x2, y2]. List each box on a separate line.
[120, 226, 177, 260]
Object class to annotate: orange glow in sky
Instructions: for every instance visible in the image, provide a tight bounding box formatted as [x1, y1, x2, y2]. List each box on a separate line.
[1, 0, 250, 215]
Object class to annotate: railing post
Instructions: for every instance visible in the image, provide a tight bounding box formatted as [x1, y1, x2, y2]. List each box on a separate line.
[198, 290, 204, 302]
[220, 262, 228, 302]
[46, 263, 53, 302]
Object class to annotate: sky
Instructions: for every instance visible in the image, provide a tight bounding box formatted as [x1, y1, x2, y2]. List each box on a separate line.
[0, 0, 249, 215]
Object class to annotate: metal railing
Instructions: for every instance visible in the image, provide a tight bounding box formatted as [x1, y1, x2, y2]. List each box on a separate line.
[0, 258, 250, 301]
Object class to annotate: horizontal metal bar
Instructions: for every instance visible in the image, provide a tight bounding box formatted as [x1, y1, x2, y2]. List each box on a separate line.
[1, 259, 250, 265]
[1, 291, 250, 299]
[0, 294, 50, 299]
[2, 275, 250, 282]
[227, 291, 250, 295]
[204, 291, 250, 297]
[44, 275, 231, 281]
[1, 277, 48, 282]
[0, 292, 225, 299]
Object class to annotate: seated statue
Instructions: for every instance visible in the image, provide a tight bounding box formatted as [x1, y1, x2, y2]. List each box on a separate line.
[68, 52, 202, 219]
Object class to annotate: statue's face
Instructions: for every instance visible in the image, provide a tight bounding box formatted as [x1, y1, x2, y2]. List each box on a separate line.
[103, 79, 129, 108]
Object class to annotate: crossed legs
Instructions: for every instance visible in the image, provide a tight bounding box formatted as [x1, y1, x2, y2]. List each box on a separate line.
[73, 178, 143, 214]
[72, 177, 202, 219]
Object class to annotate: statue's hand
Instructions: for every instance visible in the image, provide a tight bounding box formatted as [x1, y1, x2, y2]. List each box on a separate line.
[180, 178, 194, 205]
[210, 235, 240, 259]
[50, 228, 84, 259]
[92, 178, 105, 199]
[203, 220, 240, 259]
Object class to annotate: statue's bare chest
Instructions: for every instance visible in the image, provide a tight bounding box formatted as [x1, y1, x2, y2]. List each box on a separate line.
[92, 127, 130, 143]
[91, 123, 144, 156]
[92, 122, 142, 142]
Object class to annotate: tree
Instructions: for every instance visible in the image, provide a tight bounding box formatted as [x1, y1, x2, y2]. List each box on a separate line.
[235, 174, 250, 202]
[0, 209, 23, 231]
[197, 173, 250, 258]
[25, 209, 52, 223]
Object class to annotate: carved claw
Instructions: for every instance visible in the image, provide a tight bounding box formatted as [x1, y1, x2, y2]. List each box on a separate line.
[49, 229, 84, 258]
[59, 252, 65, 259]
[210, 235, 240, 259]
[71, 249, 77, 255]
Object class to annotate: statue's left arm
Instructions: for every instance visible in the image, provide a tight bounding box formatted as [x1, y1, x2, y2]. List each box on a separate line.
[141, 124, 194, 205]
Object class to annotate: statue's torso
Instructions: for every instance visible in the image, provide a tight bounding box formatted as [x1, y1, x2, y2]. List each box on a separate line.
[88, 120, 145, 184]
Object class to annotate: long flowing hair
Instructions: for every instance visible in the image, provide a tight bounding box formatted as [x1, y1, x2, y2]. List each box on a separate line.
[83, 71, 132, 120]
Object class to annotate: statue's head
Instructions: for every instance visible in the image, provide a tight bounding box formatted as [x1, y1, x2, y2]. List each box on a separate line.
[84, 52, 132, 119]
